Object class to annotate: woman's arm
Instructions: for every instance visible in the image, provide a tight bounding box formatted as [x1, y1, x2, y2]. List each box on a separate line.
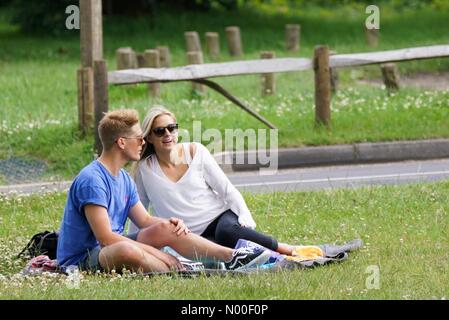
[200, 144, 257, 229]
[128, 163, 151, 233]
[135, 165, 151, 210]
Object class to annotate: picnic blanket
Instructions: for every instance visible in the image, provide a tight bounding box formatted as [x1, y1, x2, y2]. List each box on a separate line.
[141, 238, 363, 277]
[280, 239, 363, 269]
[18, 239, 363, 277]
[232, 238, 363, 270]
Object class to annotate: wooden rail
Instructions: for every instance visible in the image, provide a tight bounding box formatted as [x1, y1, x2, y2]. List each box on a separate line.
[108, 45, 449, 85]
[329, 45, 449, 68]
[105, 44, 449, 132]
[108, 58, 313, 85]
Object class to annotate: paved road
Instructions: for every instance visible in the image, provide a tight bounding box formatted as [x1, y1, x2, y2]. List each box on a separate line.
[228, 158, 449, 193]
[1, 159, 449, 195]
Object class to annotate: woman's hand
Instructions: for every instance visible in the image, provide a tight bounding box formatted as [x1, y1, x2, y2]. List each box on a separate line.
[238, 214, 257, 229]
[169, 217, 191, 236]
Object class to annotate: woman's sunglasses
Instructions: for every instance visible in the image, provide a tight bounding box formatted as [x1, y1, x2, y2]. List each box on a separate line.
[152, 123, 179, 137]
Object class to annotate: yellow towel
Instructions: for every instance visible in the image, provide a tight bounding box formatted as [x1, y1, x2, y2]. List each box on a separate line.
[286, 245, 324, 262]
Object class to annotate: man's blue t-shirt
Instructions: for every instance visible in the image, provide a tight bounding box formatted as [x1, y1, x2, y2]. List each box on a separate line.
[57, 160, 139, 267]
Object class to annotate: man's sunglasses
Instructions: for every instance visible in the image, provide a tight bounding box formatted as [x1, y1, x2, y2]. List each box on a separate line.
[152, 123, 179, 137]
[116, 135, 145, 145]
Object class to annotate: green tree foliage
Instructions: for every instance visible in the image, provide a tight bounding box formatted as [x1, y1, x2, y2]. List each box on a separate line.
[246, 0, 446, 10]
[9, 0, 76, 34]
[5, 0, 445, 34]
[6, 0, 239, 34]
[0, 0, 13, 7]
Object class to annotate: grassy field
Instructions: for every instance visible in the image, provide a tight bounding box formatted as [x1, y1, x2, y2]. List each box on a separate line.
[0, 4, 448, 180]
[0, 181, 448, 299]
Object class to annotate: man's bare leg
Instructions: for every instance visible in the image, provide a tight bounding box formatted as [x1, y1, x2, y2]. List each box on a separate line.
[137, 221, 234, 262]
[99, 241, 170, 272]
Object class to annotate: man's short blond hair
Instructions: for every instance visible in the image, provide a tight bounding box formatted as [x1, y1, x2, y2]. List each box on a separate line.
[98, 109, 140, 151]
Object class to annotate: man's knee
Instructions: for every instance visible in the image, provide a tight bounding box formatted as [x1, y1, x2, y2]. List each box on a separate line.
[138, 220, 173, 239]
[100, 241, 142, 265]
[152, 220, 175, 234]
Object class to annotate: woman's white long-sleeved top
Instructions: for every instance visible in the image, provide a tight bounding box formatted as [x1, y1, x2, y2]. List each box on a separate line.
[130, 142, 256, 235]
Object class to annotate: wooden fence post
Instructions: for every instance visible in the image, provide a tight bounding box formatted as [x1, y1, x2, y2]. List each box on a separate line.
[285, 24, 300, 52]
[93, 60, 109, 155]
[116, 47, 137, 69]
[187, 51, 205, 93]
[365, 26, 379, 47]
[79, 0, 102, 138]
[77, 67, 94, 134]
[381, 63, 400, 93]
[185, 31, 202, 53]
[226, 26, 243, 57]
[80, 0, 103, 68]
[144, 49, 161, 97]
[260, 51, 276, 95]
[314, 45, 331, 127]
[329, 50, 339, 94]
[157, 46, 171, 67]
[136, 53, 146, 68]
[205, 32, 220, 59]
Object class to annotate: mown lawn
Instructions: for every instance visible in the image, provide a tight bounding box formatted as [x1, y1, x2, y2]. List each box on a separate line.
[1, 181, 448, 299]
[0, 5, 449, 180]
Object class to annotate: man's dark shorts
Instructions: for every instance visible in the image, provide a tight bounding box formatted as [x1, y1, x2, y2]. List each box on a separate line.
[79, 231, 140, 272]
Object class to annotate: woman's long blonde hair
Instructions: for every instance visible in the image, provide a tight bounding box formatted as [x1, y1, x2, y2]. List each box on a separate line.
[131, 106, 176, 178]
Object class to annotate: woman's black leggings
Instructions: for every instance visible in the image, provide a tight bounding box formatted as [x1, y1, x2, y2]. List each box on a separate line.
[200, 210, 278, 251]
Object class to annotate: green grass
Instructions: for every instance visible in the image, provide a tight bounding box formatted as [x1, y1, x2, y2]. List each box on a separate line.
[0, 5, 449, 180]
[1, 181, 448, 299]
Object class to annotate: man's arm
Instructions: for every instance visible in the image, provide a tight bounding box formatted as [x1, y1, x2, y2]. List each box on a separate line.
[84, 204, 128, 247]
[128, 202, 190, 236]
[84, 204, 183, 269]
[127, 201, 166, 229]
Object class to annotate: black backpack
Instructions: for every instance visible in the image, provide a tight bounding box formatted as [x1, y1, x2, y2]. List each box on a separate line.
[17, 230, 59, 260]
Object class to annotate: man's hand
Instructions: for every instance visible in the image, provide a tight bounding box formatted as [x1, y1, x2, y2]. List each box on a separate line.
[169, 217, 190, 236]
[157, 251, 185, 271]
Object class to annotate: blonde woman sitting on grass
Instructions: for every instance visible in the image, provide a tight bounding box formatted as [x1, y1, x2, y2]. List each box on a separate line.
[129, 106, 302, 256]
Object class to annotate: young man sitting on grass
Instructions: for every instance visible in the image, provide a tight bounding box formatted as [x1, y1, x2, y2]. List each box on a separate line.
[56, 109, 270, 273]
